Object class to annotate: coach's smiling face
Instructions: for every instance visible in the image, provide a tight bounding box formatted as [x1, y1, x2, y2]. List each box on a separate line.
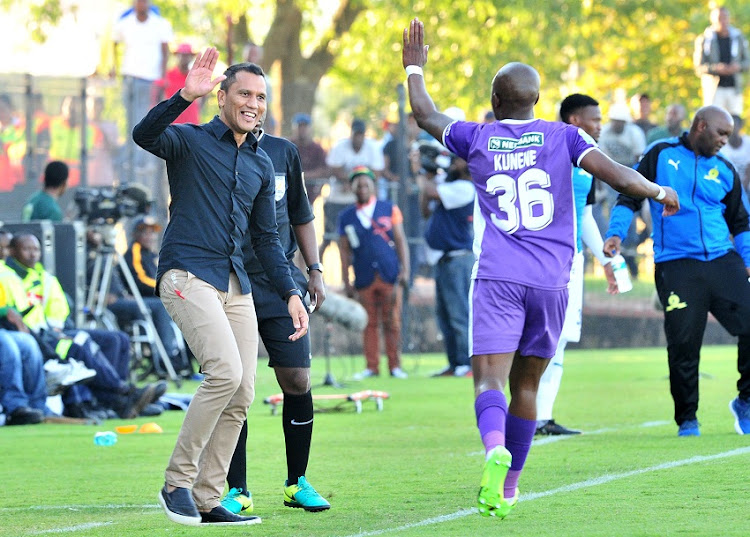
[218, 71, 267, 140]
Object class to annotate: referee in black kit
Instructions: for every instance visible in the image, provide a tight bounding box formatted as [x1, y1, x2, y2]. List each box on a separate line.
[222, 108, 331, 514]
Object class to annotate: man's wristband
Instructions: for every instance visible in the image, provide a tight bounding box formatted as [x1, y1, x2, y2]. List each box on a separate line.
[284, 288, 303, 303]
[654, 185, 666, 201]
[405, 65, 424, 77]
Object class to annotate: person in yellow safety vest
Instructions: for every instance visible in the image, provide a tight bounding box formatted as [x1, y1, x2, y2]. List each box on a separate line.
[5, 232, 165, 419]
[47, 96, 96, 187]
[0, 228, 96, 410]
[0, 94, 26, 192]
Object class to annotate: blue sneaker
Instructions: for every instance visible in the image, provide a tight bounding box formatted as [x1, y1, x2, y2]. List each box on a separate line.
[677, 419, 700, 437]
[729, 397, 750, 435]
[283, 476, 330, 512]
[220, 487, 253, 514]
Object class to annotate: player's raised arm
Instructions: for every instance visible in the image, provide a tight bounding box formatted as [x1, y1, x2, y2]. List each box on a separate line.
[402, 18, 454, 141]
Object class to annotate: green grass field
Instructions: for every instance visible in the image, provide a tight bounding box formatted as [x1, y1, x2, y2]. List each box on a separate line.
[1, 346, 748, 536]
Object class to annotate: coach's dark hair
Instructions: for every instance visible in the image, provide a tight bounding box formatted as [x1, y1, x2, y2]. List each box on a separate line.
[220, 63, 265, 93]
[559, 94, 599, 124]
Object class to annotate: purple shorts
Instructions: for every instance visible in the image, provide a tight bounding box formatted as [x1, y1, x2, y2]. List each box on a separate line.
[469, 279, 568, 359]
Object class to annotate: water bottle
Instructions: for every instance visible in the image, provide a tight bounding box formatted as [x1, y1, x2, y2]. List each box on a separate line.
[610, 254, 633, 293]
[94, 431, 118, 446]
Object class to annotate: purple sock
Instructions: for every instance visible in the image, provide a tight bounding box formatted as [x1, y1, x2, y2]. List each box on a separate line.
[474, 390, 508, 453]
[504, 413, 537, 499]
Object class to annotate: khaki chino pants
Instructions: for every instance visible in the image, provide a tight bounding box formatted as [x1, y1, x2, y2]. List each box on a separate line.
[159, 269, 258, 509]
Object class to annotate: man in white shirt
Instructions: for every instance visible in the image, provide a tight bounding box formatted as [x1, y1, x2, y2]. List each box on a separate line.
[327, 119, 385, 183]
[320, 119, 386, 258]
[113, 0, 173, 179]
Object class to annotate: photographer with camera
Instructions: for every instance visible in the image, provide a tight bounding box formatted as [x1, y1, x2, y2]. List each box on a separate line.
[414, 139, 475, 378]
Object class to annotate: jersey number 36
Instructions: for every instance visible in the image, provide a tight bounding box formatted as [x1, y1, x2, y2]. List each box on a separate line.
[486, 168, 554, 234]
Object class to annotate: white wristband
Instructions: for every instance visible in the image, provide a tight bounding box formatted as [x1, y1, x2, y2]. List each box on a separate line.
[405, 65, 424, 77]
[654, 185, 666, 201]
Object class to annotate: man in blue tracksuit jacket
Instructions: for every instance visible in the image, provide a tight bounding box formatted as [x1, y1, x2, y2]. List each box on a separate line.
[604, 105, 750, 437]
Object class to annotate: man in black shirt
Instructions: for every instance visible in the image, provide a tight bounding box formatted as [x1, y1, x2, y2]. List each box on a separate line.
[133, 47, 308, 527]
[694, 5, 750, 115]
[222, 111, 330, 515]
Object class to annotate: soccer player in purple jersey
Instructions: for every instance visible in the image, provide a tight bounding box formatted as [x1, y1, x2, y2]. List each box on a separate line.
[402, 18, 680, 519]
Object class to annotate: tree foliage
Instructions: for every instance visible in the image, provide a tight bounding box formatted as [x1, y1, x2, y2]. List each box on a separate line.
[10, 0, 750, 132]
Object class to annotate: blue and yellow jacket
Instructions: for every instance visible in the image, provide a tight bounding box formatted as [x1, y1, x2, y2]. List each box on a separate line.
[606, 133, 750, 266]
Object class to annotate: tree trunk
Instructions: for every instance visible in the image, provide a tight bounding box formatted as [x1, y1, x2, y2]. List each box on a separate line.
[263, 0, 364, 137]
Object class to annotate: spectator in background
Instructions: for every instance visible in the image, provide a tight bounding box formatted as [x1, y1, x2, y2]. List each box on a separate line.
[647, 104, 687, 144]
[7, 232, 166, 417]
[28, 94, 52, 181]
[416, 143, 474, 378]
[21, 161, 68, 222]
[47, 96, 92, 187]
[382, 112, 421, 195]
[0, 329, 47, 425]
[86, 96, 120, 186]
[243, 41, 276, 134]
[112, 0, 173, 175]
[124, 215, 161, 298]
[289, 113, 328, 204]
[84, 227, 187, 377]
[321, 119, 385, 259]
[598, 102, 646, 168]
[0, 229, 48, 426]
[631, 93, 656, 135]
[721, 115, 750, 194]
[596, 102, 649, 276]
[327, 119, 385, 184]
[694, 5, 750, 115]
[0, 94, 26, 192]
[338, 166, 409, 380]
[483, 110, 495, 123]
[164, 43, 202, 124]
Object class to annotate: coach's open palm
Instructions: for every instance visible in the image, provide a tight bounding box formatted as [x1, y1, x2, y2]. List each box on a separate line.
[181, 47, 226, 102]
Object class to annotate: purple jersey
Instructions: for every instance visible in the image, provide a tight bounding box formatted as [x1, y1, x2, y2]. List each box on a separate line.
[443, 119, 597, 290]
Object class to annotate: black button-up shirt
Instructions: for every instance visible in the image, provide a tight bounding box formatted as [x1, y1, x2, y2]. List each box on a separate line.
[133, 91, 295, 297]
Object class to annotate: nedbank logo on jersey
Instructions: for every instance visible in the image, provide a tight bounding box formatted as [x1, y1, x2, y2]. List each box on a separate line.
[488, 132, 544, 152]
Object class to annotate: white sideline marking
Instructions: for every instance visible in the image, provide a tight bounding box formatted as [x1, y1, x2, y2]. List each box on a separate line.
[0, 504, 159, 513]
[31, 522, 113, 534]
[339, 446, 750, 537]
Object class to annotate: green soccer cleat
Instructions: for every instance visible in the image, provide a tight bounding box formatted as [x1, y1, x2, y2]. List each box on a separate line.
[283, 476, 331, 512]
[495, 488, 519, 519]
[220, 488, 253, 514]
[477, 446, 512, 518]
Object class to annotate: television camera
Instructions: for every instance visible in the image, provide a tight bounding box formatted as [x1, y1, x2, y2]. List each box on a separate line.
[74, 183, 151, 224]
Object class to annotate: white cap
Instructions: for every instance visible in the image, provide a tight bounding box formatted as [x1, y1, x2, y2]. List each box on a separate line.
[443, 107, 466, 121]
[608, 102, 632, 122]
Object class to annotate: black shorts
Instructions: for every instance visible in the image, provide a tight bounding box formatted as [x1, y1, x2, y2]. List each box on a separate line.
[251, 265, 311, 369]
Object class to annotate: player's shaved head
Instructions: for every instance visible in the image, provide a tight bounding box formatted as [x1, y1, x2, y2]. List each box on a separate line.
[491, 62, 540, 120]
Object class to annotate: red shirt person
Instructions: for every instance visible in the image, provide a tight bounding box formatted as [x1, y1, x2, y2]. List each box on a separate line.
[164, 43, 202, 124]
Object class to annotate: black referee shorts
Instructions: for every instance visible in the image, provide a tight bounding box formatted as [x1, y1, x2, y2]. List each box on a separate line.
[250, 265, 311, 369]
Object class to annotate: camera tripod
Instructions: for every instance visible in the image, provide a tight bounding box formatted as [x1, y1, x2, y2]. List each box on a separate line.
[85, 225, 182, 387]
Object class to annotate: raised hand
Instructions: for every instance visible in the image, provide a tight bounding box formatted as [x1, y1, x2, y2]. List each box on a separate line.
[402, 18, 429, 69]
[181, 47, 226, 102]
